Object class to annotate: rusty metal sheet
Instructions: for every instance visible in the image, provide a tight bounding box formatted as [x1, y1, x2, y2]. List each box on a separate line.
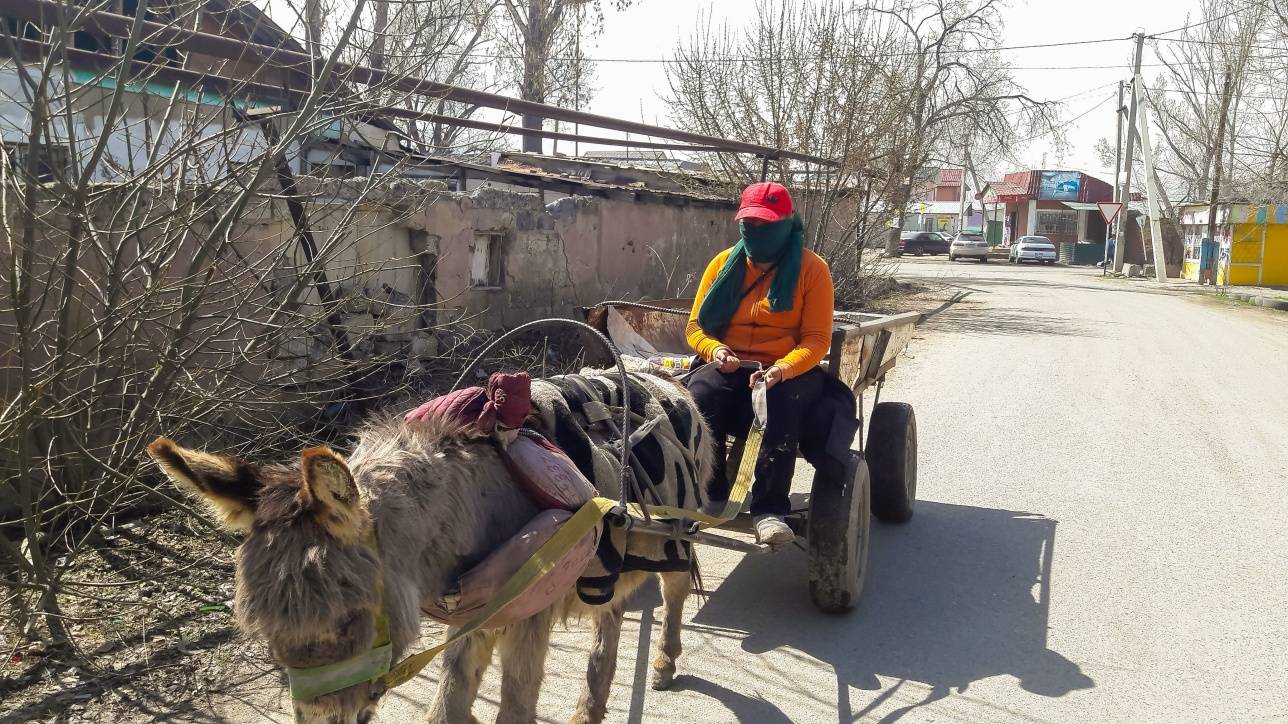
[593, 300, 692, 354]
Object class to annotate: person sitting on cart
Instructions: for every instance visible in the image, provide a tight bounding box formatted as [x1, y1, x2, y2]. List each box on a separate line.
[686, 181, 835, 546]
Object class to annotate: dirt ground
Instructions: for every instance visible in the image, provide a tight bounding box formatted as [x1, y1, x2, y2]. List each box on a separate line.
[0, 280, 955, 724]
[1, 511, 277, 723]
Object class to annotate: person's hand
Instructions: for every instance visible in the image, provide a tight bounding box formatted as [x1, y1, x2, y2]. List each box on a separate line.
[750, 365, 784, 390]
[712, 347, 741, 374]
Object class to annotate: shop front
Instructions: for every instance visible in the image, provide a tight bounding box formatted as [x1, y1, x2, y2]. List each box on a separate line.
[981, 170, 1113, 246]
[1179, 203, 1288, 286]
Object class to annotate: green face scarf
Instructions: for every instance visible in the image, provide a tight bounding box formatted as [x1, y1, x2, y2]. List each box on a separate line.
[697, 215, 805, 339]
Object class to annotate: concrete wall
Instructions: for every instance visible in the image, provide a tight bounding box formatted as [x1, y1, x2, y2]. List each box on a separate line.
[0, 177, 737, 407]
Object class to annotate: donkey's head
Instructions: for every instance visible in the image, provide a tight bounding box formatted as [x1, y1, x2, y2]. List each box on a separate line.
[148, 438, 387, 724]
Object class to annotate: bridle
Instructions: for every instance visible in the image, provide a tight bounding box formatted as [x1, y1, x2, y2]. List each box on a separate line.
[284, 529, 394, 702]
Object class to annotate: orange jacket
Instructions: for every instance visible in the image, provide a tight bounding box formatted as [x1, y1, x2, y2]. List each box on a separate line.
[686, 248, 834, 380]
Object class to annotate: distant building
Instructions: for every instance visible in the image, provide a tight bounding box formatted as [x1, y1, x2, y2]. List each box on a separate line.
[1178, 202, 1288, 286]
[904, 168, 969, 234]
[980, 170, 1114, 246]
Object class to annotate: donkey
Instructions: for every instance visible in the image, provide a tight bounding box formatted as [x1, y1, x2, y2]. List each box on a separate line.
[148, 371, 713, 724]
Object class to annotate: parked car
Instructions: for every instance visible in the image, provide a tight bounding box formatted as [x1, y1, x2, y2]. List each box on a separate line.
[1008, 236, 1058, 264]
[899, 231, 951, 256]
[949, 232, 990, 262]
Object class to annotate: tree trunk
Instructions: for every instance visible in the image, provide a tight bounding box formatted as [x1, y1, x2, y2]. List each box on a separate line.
[520, 0, 548, 153]
[369, 0, 389, 71]
[885, 171, 914, 257]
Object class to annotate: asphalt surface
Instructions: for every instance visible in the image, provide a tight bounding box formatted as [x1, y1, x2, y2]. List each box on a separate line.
[225, 259, 1288, 723]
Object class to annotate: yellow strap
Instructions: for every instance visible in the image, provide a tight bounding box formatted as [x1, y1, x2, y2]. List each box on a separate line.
[382, 426, 763, 690]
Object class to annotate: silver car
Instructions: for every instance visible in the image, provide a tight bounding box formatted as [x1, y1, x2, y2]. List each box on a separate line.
[1008, 236, 1058, 264]
[949, 232, 990, 262]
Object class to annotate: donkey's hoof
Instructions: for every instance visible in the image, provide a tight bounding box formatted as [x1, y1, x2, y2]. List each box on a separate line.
[650, 668, 675, 691]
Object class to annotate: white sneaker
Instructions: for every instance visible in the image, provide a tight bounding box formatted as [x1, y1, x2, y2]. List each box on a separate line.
[753, 515, 795, 547]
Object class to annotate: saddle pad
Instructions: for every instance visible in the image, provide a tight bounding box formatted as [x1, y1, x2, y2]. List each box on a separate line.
[499, 431, 597, 511]
[426, 508, 601, 628]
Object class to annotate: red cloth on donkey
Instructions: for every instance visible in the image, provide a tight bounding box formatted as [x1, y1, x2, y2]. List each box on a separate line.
[404, 372, 531, 431]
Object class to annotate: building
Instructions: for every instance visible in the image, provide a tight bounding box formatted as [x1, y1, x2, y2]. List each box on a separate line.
[981, 170, 1114, 246]
[903, 168, 969, 234]
[1178, 203, 1288, 286]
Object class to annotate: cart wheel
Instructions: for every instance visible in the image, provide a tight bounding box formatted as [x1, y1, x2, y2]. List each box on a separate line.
[807, 452, 870, 614]
[867, 401, 917, 523]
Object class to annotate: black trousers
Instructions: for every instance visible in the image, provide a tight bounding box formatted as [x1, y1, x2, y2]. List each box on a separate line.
[687, 364, 826, 517]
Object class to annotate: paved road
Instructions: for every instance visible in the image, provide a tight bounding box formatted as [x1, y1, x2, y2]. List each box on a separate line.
[226, 259, 1288, 723]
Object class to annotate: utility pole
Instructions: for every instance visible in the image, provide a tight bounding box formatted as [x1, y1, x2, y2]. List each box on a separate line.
[1206, 68, 1234, 286]
[1134, 74, 1169, 283]
[1115, 32, 1145, 273]
[958, 155, 969, 235]
[1107, 79, 1126, 272]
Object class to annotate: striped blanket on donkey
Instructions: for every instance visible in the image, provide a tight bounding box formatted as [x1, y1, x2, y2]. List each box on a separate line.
[526, 369, 716, 605]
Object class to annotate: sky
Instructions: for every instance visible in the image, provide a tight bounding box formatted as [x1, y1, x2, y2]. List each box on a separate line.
[261, 0, 1209, 185]
[569, 0, 1206, 184]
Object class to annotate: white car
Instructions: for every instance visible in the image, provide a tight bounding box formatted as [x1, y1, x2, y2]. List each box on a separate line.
[949, 232, 989, 262]
[1008, 236, 1058, 264]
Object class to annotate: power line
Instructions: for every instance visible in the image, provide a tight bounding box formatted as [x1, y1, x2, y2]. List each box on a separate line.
[1149, 4, 1251, 37]
[1152, 36, 1288, 54]
[432, 34, 1133, 65]
[1146, 86, 1287, 101]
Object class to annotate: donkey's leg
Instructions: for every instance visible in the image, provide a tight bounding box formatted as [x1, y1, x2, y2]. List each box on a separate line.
[427, 629, 498, 724]
[496, 608, 555, 724]
[570, 596, 628, 724]
[650, 570, 691, 691]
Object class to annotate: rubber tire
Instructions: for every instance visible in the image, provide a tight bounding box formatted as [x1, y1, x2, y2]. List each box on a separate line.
[807, 453, 870, 614]
[866, 401, 917, 524]
[949, 255, 956, 261]
[980, 256, 989, 263]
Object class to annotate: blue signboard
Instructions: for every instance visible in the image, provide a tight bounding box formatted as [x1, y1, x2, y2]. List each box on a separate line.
[1038, 171, 1082, 201]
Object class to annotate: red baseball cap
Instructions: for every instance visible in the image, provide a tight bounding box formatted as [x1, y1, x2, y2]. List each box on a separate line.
[735, 182, 793, 222]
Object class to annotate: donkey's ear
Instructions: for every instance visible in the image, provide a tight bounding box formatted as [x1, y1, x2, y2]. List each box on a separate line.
[299, 447, 365, 542]
[147, 437, 261, 532]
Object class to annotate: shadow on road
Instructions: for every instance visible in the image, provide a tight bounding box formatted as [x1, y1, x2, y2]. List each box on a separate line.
[678, 501, 1093, 722]
[925, 305, 1099, 338]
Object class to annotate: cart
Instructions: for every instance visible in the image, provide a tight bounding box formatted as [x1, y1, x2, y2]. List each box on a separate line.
[581, 300, 923, 613]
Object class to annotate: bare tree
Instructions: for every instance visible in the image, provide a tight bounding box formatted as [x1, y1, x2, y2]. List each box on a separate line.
[362, 0, 509, 153]
[876, 0, 1057, 256]
[665, 0, 905, 305]
[496, 0, 627, 152]
[1151, 0, 1267, 204]
[0, 0, 472, 656]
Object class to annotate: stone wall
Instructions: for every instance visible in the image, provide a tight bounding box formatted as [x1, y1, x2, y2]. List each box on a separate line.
[287, 178, 737, 340]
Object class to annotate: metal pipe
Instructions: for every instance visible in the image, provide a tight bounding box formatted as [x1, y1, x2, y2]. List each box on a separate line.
[629, 518, 769, 555]
[375, 107, 728, 153]
[5, 0, 837, 166]
[0, 39, 730, 155]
